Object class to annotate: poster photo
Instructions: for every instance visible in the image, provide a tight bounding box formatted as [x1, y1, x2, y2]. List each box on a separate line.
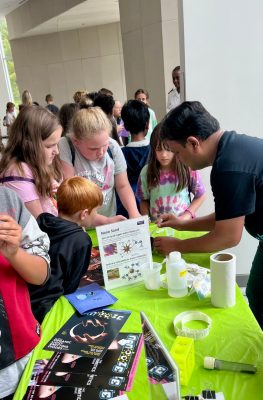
[44, 310, 130, 358]
[96, 216, 152, 290]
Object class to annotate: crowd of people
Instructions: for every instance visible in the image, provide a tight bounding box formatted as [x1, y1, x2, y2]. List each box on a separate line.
[1, 64, 263, 399]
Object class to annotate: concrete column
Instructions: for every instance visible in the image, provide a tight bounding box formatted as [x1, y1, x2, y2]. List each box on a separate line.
[119, 0, 180, 120]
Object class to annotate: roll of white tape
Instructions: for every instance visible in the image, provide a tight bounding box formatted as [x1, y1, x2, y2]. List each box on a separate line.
[173, 310, 212, 339]
[210, 252, 236, 308]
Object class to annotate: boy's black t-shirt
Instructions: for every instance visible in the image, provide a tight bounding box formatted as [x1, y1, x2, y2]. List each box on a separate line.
[211, 131, 263, 240]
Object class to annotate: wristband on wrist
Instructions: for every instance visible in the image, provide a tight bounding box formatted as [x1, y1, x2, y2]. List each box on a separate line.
[184, 208, 195, 219]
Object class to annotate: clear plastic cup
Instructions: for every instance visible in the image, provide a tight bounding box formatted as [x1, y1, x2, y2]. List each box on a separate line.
[141, 262, 162, 290]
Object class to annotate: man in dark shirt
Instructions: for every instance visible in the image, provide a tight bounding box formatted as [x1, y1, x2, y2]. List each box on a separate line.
[154, 101, 263, 328]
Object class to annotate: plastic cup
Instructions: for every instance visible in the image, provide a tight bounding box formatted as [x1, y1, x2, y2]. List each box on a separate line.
[141, 262, 162, 290]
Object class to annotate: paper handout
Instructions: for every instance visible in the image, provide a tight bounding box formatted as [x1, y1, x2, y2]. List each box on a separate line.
[96, 216, 152, 290]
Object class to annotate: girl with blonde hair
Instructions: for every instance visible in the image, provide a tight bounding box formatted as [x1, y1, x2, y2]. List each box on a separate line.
[21, 89, 33, 106]
[59, 107, 140, 224]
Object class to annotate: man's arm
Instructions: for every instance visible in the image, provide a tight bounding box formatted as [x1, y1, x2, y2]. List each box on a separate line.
[154, 216, 245, 255]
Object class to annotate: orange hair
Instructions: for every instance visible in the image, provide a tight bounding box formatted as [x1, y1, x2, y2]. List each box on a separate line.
[57, 177, 103, 215]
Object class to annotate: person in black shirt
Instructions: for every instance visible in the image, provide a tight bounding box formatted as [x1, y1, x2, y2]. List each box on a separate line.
[154, 101, 263, 328]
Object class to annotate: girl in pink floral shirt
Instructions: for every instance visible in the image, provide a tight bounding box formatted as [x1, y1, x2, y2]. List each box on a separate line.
[136, 124, 206, 221]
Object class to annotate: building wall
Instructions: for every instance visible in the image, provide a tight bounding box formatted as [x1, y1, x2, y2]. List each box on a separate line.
[179, 0, 263, 275]
[9, 22, 127, 107]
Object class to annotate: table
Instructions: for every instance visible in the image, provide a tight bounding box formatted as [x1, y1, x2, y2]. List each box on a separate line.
[14, 227, 263, 400]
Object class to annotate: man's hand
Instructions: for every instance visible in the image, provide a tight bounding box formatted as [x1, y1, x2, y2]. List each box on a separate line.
[156, 213, 184, 230]
[0, 214, 22, 259]
[154, 236, 181, 255]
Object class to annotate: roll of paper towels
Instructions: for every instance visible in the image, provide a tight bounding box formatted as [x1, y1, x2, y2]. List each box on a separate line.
[210, 252, 236, 308]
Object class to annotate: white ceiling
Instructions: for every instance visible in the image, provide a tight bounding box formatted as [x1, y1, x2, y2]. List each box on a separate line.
[0, 0, 28, 17]
[26, 0, 120, 37]
[0, 0, 120, 37]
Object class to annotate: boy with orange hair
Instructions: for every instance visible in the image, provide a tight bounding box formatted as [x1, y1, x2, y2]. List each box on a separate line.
[29, 177, 103, 323]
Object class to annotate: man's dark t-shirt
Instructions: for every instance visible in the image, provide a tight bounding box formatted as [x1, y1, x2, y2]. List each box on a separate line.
[211, 131, 263, 240]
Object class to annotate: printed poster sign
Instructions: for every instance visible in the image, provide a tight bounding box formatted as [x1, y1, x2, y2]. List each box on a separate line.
[96, 216, 152, 290]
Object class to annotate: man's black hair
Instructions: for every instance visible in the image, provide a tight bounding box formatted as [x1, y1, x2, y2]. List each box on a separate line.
[161, 101, 220, 144]
[121, 100, 150, 135]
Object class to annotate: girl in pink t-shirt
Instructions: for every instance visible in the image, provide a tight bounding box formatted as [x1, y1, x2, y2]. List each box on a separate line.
[0, 106, 63, 218]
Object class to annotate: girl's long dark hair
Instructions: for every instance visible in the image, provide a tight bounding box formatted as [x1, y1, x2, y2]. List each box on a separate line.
[147, 123, 190, 192]
[0, 106, 62, 197]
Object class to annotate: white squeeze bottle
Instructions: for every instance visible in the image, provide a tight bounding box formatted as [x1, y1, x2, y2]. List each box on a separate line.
[166, 251, 188, 298]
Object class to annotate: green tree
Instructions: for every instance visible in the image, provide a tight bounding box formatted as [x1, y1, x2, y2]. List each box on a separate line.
[0, 20, 20, 107]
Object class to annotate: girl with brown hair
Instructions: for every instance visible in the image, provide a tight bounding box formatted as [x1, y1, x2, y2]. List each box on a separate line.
[0, 106, 63, 218]
[136, 124, 206, 221]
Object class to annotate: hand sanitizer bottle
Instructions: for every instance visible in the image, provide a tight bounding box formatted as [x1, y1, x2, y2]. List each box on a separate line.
[166, 251, 188, 298]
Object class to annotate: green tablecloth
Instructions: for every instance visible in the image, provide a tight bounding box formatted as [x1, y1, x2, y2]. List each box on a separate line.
[14, 227, 263, 400]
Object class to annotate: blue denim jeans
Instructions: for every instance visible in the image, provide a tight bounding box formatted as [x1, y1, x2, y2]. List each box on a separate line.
[246, 241, 263, 329]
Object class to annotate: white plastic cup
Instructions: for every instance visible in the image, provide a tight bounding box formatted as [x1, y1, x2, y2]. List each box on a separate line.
[141, 262, 162, 290]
